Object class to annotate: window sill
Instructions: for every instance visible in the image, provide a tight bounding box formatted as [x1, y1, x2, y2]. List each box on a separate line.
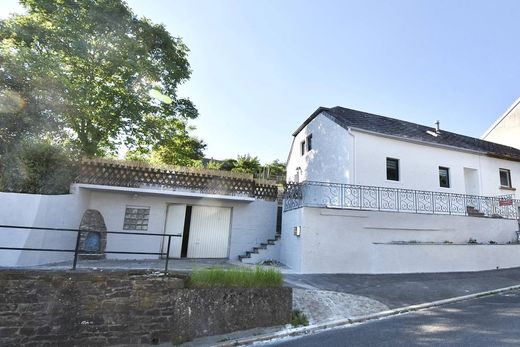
[499, 186, 516, 191]
[385, 179, 402, 184]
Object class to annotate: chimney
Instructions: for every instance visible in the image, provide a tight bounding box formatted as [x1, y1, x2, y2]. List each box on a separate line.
[435, 120, 440, 134]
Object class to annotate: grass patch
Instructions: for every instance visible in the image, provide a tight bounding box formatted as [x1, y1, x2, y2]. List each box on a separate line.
[187, 267, 283, 288]
[291, 310, 309, 327]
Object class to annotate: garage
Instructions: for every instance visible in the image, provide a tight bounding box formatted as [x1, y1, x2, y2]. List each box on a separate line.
[163, 204, 232, 258]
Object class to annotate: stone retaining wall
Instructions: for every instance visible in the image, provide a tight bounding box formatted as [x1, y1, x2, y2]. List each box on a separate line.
[0, 270, 292, 346]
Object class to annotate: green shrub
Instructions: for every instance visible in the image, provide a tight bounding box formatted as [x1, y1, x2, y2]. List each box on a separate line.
[187, 267, 283, 288]
[291, 310, 309, 327]
[0, 141, 77, 194]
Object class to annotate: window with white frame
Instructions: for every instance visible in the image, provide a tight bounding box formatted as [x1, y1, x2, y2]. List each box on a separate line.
[499, 168, 512, 188]
[300, 140, 305, 156]
[123, 206, 150, 231]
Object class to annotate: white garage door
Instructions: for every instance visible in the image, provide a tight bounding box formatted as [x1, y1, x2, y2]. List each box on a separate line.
[187, 206, 231, 258]
[162, 204, 186, 258]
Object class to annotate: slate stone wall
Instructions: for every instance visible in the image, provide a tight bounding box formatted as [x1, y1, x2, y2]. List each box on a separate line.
[0, 270, 292, 346]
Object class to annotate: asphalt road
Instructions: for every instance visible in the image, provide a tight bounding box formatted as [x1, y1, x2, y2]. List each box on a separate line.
[264, 290, 520, 347]
[284, 267, 520, 308]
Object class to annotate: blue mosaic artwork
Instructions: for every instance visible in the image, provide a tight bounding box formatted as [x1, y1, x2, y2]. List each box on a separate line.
[84, 232, 101, 253]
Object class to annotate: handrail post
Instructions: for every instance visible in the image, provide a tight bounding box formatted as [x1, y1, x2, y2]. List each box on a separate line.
[72, 229, 82, 270]
[378, 187, 381, 211]
[164, 235, 172, 273]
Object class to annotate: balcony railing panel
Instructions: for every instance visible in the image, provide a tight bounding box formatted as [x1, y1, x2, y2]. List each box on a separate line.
[283, 181, 520, 219]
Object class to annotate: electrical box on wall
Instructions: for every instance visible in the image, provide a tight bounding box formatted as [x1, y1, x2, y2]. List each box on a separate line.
[293, 226, 301, 237]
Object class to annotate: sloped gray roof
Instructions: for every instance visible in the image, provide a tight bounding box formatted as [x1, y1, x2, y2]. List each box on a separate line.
[294, 106, 520, 161]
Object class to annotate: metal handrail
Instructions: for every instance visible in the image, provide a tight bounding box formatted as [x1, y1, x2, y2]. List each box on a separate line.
[0, 225, 182, 272]
[283, 181, 520, 219]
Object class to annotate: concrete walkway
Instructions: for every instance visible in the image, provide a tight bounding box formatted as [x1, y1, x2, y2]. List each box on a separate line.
[284, 267, 520, 308]
[292, 289, 388, 324]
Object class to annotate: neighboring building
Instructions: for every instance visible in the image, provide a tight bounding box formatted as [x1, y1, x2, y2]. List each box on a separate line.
[282, 106, 520, 274]
[482, 97, 520, 150]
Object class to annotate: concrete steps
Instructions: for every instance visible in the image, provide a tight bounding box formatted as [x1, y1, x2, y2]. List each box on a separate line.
[238, 234, 281, 264]
[467, 206, 485, 217]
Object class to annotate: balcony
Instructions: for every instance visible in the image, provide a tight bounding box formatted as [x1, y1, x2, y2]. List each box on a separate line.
[284, 181, 519, 219]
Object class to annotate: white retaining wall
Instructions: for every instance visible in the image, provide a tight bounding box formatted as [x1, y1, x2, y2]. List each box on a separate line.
[0, 187, 277, 266]
[0, 188, 90, 266]
[281, 207, 520, 273]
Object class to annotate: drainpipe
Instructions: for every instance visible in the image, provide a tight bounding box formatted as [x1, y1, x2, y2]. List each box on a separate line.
[347, 127, 356, 185]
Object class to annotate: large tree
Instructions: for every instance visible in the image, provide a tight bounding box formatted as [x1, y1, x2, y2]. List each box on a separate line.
[0, 0, 203, 157]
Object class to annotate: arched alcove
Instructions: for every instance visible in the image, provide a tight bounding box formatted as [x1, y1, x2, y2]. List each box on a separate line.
[78, 209, 107, 259]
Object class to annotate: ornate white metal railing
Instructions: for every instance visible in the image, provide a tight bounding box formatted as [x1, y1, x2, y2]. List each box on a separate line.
[283, 181, 520, 219]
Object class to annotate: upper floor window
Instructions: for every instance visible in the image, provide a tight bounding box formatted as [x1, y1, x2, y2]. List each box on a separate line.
[386, 158, 399, 181]
[300, 140, 305, 156]
[123, 206, 150, 231]
[306, 134, 312, 151]
[439, 167, 450, 188]
[499, 168, 512, 188]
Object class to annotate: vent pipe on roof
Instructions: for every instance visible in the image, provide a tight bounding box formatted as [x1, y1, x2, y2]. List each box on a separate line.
[435, 120, 440, 134]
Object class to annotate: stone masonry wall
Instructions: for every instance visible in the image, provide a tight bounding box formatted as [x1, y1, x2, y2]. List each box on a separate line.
[0, 270, 292, 346]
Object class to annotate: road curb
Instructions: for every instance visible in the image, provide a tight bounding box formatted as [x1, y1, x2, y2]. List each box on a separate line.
[215, 284, 520, 346]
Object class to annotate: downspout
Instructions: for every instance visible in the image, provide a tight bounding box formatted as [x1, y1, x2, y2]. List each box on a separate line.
[347, 127, 356, 185]
[478, 153, 483, 196]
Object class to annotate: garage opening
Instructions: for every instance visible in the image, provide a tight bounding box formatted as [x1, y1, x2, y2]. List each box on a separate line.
[162, 204, 231, 259]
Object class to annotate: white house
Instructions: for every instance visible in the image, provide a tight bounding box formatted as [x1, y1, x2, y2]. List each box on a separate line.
[482, 97, 520, 150]
[282, 106, 520, 274]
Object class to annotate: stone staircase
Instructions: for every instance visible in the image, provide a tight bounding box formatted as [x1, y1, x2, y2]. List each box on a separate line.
[238, 234, 281, 264]
[467, 206, 485, 217]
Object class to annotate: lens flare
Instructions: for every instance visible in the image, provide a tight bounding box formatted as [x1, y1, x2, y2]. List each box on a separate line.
[0, 89, 26, 113]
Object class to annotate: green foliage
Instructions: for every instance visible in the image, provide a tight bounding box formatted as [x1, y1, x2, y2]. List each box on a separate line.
[151, 133, 206, 166]
[0, 141, 77, 194]
[1, 0, 203, 159]
[206, 160, 222, 170]
[219, 159, 237, 171]
[265, 159, 286, 177]
[125, 131, 206, 167]
[187, 267, 283, 288]
[291, 310, 309, 327]
[232, 154, 261, 174]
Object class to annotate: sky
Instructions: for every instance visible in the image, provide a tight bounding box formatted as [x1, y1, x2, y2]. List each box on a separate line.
[1, 0, 519, 164]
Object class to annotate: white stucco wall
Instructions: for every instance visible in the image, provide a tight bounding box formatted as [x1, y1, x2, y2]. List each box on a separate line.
[282, 207, 519, 274]
[87, 190, 277, 260]
[287, 113, 353, 184]
[0, 188, 90, 266]
[280, 208, 304, 272]
[353, 131, 520, 198]
[287, 110, 520, 198]
[228, 199, 277, 260]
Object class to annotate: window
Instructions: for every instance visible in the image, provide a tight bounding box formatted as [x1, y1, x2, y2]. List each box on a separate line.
[386, 158, 399, 181]
[123, 206, 150, 231]
[499, 169, 512, 188]
[300, 140, 305, 156]
[439, 167, 450, 188]
[306, 134, 312, 151]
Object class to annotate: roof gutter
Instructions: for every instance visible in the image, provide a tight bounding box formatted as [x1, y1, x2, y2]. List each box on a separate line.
[481, 96, 520, 139]
[292, 106, 331, 136]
